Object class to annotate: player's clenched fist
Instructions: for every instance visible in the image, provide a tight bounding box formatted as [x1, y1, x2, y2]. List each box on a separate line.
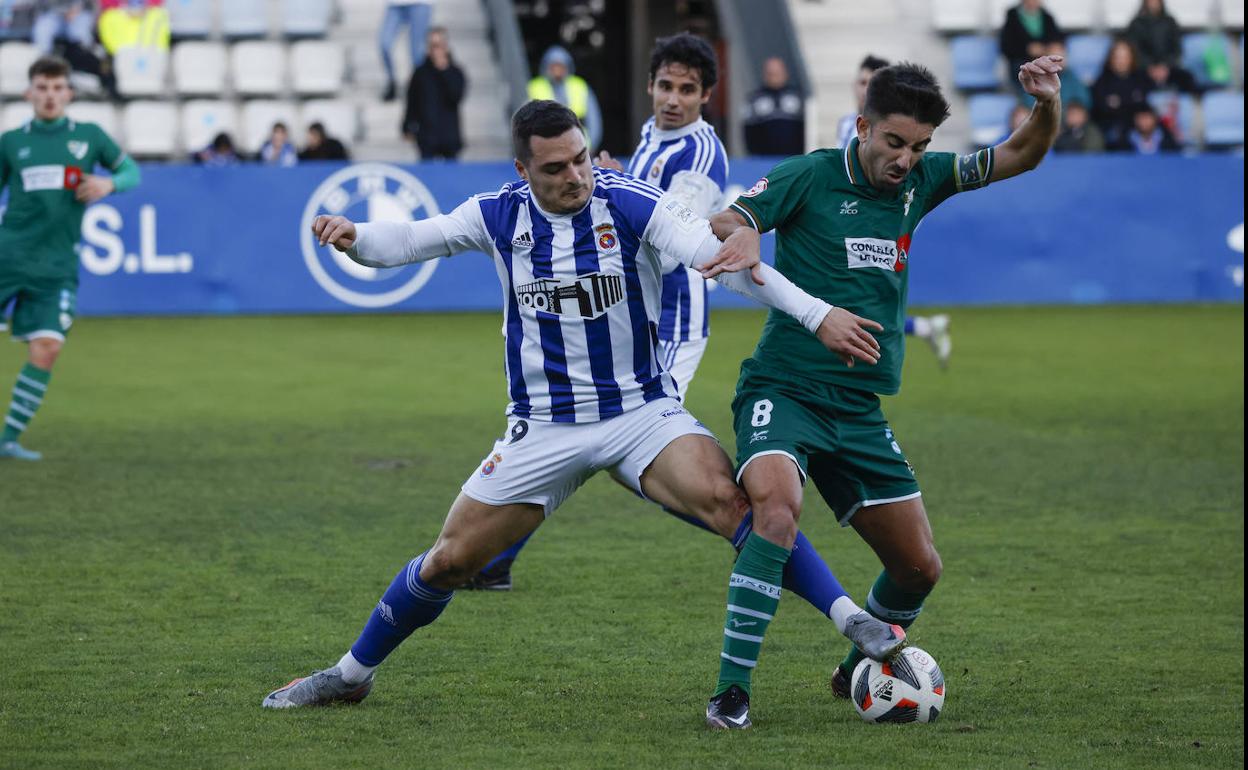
[814, 307, 883, 368]
[313, 215, 357, 251]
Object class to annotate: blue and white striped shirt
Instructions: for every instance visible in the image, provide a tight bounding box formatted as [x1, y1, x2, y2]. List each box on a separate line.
[627, 117, 728, 342]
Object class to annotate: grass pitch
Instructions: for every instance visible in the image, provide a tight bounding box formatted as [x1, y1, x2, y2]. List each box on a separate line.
[0, 305, 1242, 769]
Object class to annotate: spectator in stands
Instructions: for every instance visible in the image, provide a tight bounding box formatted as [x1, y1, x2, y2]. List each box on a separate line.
[194, 132, 242, 166]
[999, 0, 1064, 85]
[528, 45, 602, 151]
[259, 122, 298, 167]
[742, 56, 804, 156]
[1125, 0, 1198, 93]
[998, 103, 1032, 144]
[1053, 99, 1106, 152]
[97, 0, 168, 56]
[1092, 38, 1151, 149]
[402, 26, 466, 160]
[31, 1, 95, 54]
[1124, 103, 1180, 154]
[378, 0, 432, 102]
[300, 121, 350, 161]
[835, 54, 888, 148]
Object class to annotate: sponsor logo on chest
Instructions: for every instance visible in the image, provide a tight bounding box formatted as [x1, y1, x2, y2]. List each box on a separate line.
[516, 272, 626, 320]
[845, 235, 910, 273]
[20, 164, 82, 192]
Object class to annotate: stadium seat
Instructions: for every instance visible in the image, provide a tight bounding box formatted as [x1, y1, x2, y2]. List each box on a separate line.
[168, 0, 214, 39]
[182, 99, 238, 154]
[1043, 0, 1097, 30]
[231, 41, 287, 96]
[932, 0, 984, 33]
[301, 98, 357, 144]
[968, 93, 1019, 146]
[289, 40, 345, 95]
[1166, 0, 1216, 28]
[281, 0, 333, 38]
[1148, 90, 1197, 145]
[1066, 34, 1111, 85]
[1202, 90, 1244, 146]
[123, 101, 179, 157]
[240, 99, 299, 154]
[173, 41, 228, 96]
[114, 47, 170, 98]
[1, 102, 33, 131]
[986, 0, 1014, 27]
[67, 102, 120, 138]
[1103, 0, 1140, 29]
[1182, 32, 1232, 88]
[221, 0, 271, 39]
[1220, 0, 1245, 29]
[0, 42, 39, 97]
[951, 35, 1002, 90]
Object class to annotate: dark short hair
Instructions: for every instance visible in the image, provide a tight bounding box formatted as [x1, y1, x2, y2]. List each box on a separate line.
[29, 55, 71, 82]
[649, 32, 718, 91]
[308, 121, 326, 135]
[863, 63, 951, 128]
[512, 100, 582, 162]
[859, 55, 890, 73]
[272, 121, 288, 132]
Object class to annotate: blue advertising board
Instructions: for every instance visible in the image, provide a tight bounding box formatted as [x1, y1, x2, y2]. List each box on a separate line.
[62, 155, 1243, 317]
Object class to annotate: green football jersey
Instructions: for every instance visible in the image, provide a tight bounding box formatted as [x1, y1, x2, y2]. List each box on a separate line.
[730, 137, 993, 395]
[0, 117, 126, 282]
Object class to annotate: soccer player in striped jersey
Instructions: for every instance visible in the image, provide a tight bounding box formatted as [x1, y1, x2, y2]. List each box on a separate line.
[262, 101, 904, 715]
[464, 32, 729, 590]
[0, 56, 140, 461]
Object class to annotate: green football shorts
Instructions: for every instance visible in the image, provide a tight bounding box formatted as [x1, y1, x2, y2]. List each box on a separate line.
[732, 358, 921, 526]
[0, 274, 77, 342]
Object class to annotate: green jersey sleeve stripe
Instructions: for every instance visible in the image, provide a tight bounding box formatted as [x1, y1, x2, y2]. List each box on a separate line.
[730, 201, 761, 231]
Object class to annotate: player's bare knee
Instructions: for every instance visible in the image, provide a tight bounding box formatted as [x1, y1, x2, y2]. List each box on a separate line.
[698, 477, 749, 538]
[750, 495, 799, 549]
[420, 544, 478, 589]
[28, 339, 61, 369]
[890, 548, 942, 593]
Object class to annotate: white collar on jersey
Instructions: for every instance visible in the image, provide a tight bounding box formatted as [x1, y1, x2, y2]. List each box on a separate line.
[646, 117, 712, 143]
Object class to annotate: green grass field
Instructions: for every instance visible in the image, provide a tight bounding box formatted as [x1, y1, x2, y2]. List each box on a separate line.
[0, 305, 1242, 769]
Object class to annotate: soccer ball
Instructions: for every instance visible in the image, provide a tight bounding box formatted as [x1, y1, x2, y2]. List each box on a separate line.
[850, 646, 945, 724]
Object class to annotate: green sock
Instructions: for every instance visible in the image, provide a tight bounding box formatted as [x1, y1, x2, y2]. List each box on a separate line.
[840, 569, 930, 674]
[714, 532, 791, 697]
[2, 364, 51, 443]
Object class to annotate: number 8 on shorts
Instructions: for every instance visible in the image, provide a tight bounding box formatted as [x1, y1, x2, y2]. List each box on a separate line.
[751, 399, 773, 427]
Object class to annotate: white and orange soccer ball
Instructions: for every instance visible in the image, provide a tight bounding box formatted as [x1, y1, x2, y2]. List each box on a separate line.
[850, 646, 946, 724]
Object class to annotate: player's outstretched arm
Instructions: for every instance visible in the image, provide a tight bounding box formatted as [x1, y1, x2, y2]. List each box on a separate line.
[313, 198, 491, 268]
[991, 55, 1064, 182]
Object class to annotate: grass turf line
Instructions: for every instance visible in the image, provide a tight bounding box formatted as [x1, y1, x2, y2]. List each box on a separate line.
[0, 305, 1242, 769]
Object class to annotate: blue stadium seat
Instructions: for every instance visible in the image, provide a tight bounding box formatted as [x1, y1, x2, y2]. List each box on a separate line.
[168, 0, 213, 39]
[951, 35, 1002, 90]
[1148, 90, 1197, 146]
[1202, 91, 1244, 147]
[282, 0, 332, 38]
[1066, 34, 1111, 85]
[1182, 32, 1233, 89]
[221, 0, 269, 39]
[968, 93, 1019, 146]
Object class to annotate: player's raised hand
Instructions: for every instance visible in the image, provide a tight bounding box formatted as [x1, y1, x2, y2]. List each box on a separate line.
[594, 150, 624, 172]
[814, 307, 883, 367]
[1018, 55, 1063, 102]
[701, 226, 764, 285]
[74, 174, 115, 204]
[312, 215, 357, 251]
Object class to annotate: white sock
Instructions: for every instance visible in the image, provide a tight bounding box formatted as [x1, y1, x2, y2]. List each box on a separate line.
[337, 651, 376, 685]
[911, 315, 933, 338]
[829, 595, 862, 634]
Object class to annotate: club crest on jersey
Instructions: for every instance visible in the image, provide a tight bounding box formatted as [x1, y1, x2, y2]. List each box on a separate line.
[742, 177, 768, 198]
[516, 272, 625, 320]
[67, 140, 89, 160]
[594, 223, 618, 252]
[649, 158, 665, 179]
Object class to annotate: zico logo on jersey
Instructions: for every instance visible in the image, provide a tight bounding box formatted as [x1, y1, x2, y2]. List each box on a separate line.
[516, 272, 625, 319]
[845, 235, 911, 273]
[19, 164, 83, 192]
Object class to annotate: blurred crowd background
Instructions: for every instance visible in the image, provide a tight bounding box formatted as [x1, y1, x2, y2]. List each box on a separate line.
[0, 0, 1241, 164]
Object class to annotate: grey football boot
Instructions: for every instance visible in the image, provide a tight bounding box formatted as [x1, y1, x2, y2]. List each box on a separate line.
[262, 666, 375, 709]
[843, 612, 907, 662]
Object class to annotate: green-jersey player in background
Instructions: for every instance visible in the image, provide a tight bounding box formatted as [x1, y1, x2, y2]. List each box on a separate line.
[702, 55, 1064, 727]
[0, 56, 140, 460]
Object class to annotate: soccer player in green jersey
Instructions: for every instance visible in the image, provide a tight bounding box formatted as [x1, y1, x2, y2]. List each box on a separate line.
[0, 56, 140, 461]
[700, 55, 1064, 726]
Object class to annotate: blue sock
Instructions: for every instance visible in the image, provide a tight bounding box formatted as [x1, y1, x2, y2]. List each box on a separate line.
[904, 316, 916, 335]
[481, 532, 533, 572]
[349, 552, 453, 667]
[667, 508, 848, 618]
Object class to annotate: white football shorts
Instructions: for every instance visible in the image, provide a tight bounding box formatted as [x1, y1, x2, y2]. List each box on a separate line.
[658, 337, 709, 402]
[460, 396, 716, 516]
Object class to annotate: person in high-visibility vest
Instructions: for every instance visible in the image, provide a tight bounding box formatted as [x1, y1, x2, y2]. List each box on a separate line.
[526, 45, 602, 151]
